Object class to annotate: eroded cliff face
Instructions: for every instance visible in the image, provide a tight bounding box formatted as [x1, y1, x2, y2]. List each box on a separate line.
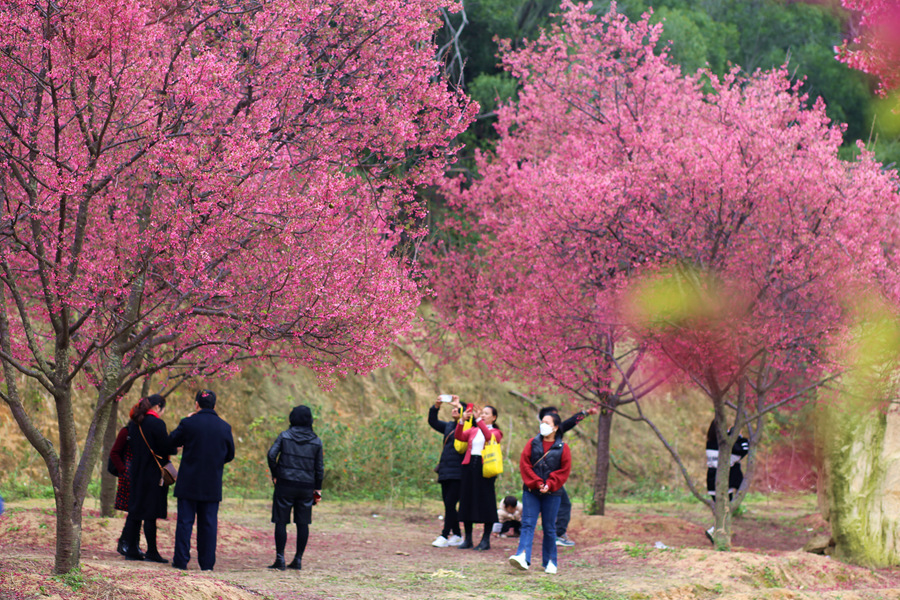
[819, 401, 900, 567]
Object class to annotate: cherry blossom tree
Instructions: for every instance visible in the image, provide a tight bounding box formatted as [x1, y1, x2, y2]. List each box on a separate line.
[0, 0, 473, 573]
[433, 1, 900, 545]
[837, 0, 900, 94]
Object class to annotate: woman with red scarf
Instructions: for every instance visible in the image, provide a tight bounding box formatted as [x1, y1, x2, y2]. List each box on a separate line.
[121, 394, 172, 563]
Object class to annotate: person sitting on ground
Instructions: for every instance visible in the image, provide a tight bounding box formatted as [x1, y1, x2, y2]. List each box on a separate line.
[496, 495, 522, 538]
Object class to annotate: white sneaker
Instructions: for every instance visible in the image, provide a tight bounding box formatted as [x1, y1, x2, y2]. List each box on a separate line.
[509, 553, 529, 570]
[545, 561, 557, 574]
[446, 534, 463, 546]
[432, 535, 449, 547]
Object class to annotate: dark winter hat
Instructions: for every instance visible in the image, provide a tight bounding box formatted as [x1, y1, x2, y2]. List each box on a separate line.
[290, 405, 313, 427]
[196, 389, 216, 409]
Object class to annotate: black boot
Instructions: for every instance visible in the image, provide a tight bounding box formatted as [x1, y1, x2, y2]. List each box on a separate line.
[116, 537, 128, 557]
[144, 551, 168, 564]
[121, 516, 143, 560]
[286, 556, 302, 570]
[123, 547, 145, 561]
[268, 554, 286, 571]
[457, 535, 473, 549]
[473, 530, 491, 551]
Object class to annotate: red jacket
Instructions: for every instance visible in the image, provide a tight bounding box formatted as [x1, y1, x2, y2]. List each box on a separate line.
[455, 418, 502, 465]
[519, 438, 571, 493]
[109, 426, 130, 475]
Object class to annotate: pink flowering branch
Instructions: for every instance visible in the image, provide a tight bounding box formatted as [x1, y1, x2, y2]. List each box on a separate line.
[0, 0, 475, 573]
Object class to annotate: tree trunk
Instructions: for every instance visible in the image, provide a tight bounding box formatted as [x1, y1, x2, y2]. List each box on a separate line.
[53, 485, 84, 573]
[711, 451, 733, 551]
[99, 401, 119, 517]
[589, 408, 614, 515]
[819, 398, 900, 566]
[54, 386, 81, 574]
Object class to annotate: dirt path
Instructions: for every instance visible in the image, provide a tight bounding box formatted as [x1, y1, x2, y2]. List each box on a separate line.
[2, 495, 899, 599]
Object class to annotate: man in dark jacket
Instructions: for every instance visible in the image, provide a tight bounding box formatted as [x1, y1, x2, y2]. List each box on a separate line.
[168, 389, 235, 571]
[428, 395, 464, 547]
[266, 405, 324, 571]
[538, 405, 598, 547]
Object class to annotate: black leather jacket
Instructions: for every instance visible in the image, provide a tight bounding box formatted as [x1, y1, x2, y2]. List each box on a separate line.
[267, 426, 324, 488]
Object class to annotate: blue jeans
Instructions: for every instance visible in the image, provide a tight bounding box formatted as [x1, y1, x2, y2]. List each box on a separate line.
[514, 488, 561, 568]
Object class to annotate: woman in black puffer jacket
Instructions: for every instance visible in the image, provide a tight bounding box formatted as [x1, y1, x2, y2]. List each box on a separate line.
[427, 396, 465, 547]
[266, 405, 324, 571]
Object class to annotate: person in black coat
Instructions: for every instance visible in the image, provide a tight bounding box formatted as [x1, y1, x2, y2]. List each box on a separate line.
[704, 419, 750, 544]
[428, 395, 464, 548]
[122, 394, 172, 563]
[168, 389, 235, 571]
[266, 405, 324, 571]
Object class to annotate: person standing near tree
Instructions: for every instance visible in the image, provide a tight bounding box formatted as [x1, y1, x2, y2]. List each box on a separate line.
[509, 412, 571, 573]
[704, 419, 749, 544]
[109, 401, 142, 558]
[168, 389, 235, 571]
[538, 405, 598, 547]
[266, 405, 324, 571]
[455, 403, 502, 551]
[428, 395, 465, 548]
[121, 395, 172, 563]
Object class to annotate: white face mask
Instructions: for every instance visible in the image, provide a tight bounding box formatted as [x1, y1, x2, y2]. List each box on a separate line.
[539, 422, 554, 437]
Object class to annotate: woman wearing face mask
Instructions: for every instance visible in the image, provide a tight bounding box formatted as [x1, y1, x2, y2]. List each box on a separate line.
[454, 403, 502, 551]
[508, 412, 571, 574]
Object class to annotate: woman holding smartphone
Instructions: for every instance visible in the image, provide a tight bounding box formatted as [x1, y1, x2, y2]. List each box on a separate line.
[428, 395, 465, 547]
[454, 403, 502, 551]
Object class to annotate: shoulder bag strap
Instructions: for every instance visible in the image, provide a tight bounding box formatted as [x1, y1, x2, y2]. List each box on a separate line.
[138, 423, 167, 475]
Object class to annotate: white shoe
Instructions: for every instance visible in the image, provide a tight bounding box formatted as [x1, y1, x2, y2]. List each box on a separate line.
[545, 561, 557, 574]
[432, 535, 449, 547]
[509, 553, 529, 570]
[446, 534, 463, 546]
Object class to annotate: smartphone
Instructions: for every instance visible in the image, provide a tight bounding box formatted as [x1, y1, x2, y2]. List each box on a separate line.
[439, 394, 453, 403]
[466, 403, 474, 413]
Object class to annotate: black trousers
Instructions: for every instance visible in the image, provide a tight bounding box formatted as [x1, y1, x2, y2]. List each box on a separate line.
[499, 520, 521, 535]
[555, 486, 572, 536]
[174, 498, 219, 570]
[440, 479, 461, 538]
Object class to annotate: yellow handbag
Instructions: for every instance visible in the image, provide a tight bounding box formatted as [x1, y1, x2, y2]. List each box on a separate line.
[482, 436, 503, 478]
[454, 417, 473, 454]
